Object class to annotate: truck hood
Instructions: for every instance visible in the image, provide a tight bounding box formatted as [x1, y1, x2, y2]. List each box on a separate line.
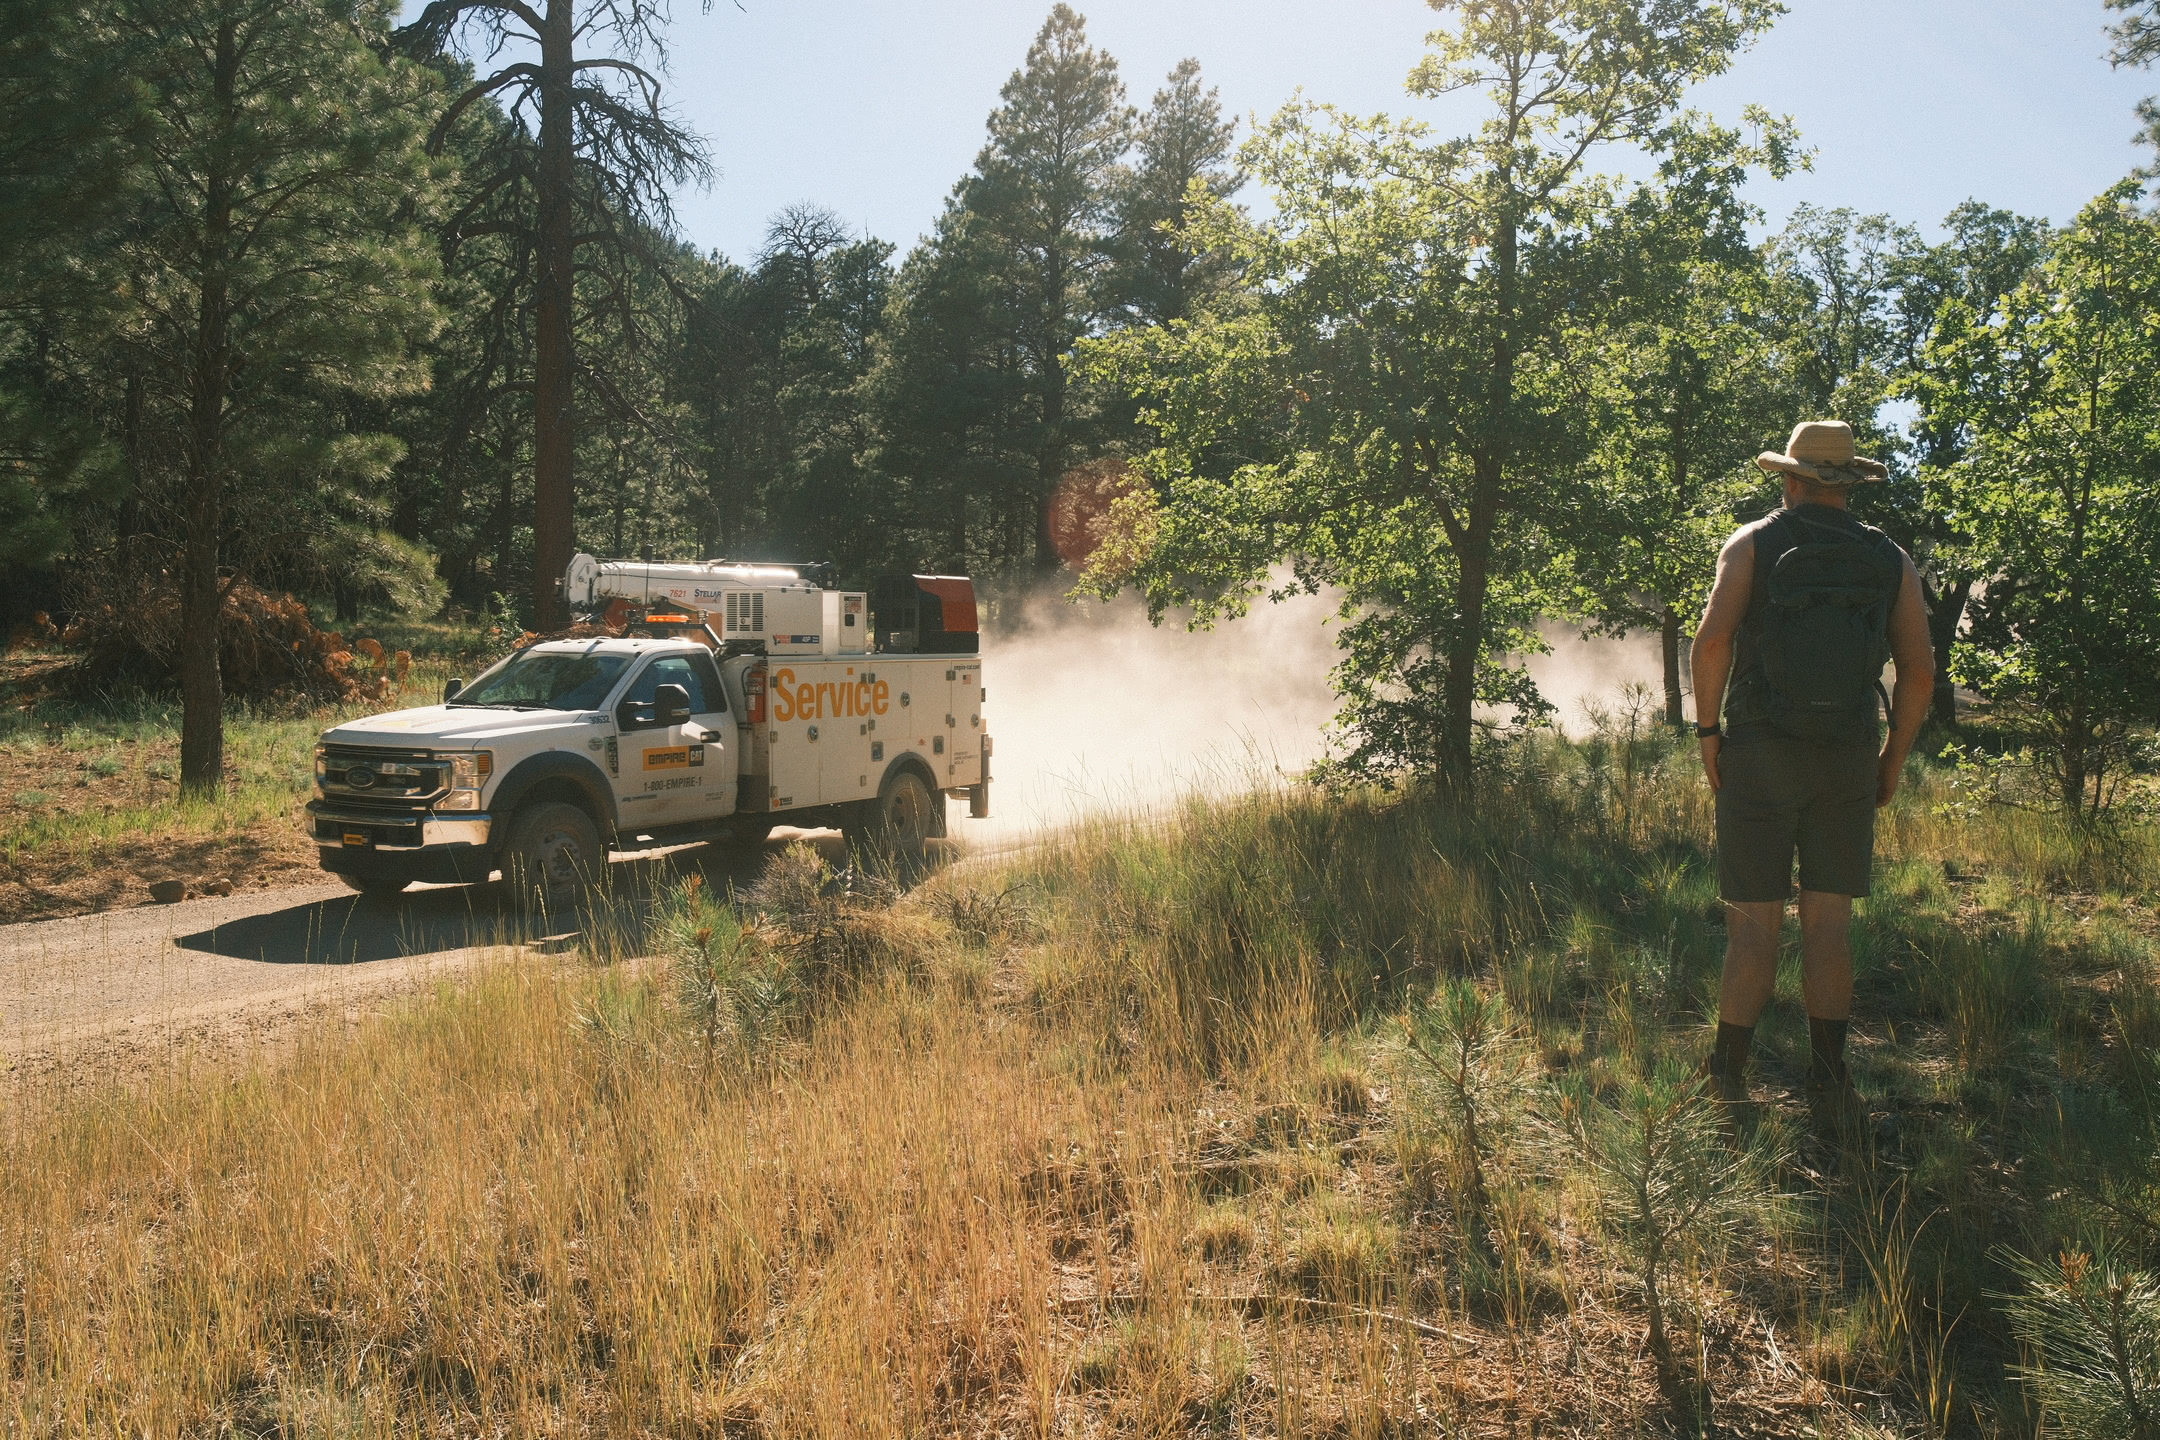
[320, 704, 602, 748]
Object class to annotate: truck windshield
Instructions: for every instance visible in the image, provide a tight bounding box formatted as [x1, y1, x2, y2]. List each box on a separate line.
[451, 650, 629, 711]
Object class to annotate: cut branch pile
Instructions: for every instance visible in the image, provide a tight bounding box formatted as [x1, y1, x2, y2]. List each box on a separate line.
[60, 574, 409, 703]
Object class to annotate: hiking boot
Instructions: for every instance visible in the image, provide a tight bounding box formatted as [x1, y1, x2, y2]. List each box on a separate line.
[1807, 1067, 1868, 1146]
[1701, 1056, 1755, 1129]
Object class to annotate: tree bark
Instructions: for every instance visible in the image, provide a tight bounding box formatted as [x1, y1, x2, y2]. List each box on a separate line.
[494, 448, 516, 604]
[177, 19, 238, 799]
[530, 0, 576, 627]
[1439, 472, 1497, 803]
[1928, 576, 1970, 728]
[1035, 248, 1068, 576]
[1435, 189, 1517, 802]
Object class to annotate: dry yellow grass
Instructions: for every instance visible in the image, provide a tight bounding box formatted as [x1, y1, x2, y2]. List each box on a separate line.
[3, 737, 2157, 1436]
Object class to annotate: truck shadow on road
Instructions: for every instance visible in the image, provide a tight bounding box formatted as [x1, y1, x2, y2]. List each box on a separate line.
[171, 830, 928, 966]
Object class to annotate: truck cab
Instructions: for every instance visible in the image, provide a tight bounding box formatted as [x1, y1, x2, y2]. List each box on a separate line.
[307, 560, 990, 903]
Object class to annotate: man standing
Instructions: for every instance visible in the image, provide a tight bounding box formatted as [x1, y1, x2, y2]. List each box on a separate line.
[1691, 421, 1934, 1133]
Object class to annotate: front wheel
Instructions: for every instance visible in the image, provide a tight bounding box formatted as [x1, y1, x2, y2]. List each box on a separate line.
[502, 800, 604, 909]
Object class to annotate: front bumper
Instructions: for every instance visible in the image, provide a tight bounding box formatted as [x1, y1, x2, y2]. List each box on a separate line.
[308, 802, 492, 851]
[308, 802, 495, 884]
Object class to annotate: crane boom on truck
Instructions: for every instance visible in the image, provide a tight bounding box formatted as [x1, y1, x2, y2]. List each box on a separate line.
[304, 554, 992, 903]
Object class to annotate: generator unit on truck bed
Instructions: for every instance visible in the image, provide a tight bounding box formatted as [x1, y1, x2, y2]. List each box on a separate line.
[304, 556, 992, 902]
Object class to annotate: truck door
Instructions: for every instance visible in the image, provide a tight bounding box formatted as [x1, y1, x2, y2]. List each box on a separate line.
[762, 662, 823, 812]
[614, 653, 733, 827]
[944, 660, 984, 790]
[821, 664, 881, 807]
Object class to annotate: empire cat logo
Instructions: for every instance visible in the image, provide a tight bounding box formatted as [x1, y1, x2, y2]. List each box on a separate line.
[642, 745, 705, 771]
[769, 667, 890, 723]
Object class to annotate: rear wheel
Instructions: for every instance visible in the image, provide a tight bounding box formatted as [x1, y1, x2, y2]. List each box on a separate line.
[502, 800, 603, 909]
[338, 872, 410, 902]
[847, 770, 943, 853]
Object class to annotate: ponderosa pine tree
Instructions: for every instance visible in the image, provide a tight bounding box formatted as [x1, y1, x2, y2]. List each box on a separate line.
[0, 0, 146, 572]
[102, 0, 445, 793]
[397, 0, 709, 626]
[963, 4, 1133, 575]
[1114, 58, 1242, 327]
[870, 207, 1037, 574]
[677, 205, 895, 572]
[2109, 0, 2160, 157]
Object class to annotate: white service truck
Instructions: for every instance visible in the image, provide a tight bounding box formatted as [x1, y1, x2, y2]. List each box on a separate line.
[305, 556, 991, 901]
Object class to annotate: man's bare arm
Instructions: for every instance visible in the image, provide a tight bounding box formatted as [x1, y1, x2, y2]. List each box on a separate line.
[1878, 551, 1935, 805]
[1690, 527, 1755, 790]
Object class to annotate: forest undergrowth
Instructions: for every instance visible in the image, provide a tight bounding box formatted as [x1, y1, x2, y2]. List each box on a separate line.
[4, 718, 2158, 1437]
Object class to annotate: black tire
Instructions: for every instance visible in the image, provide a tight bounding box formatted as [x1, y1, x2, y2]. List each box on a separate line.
[502, 800, 604, 908]
[338, 872, 410, 901]
[848, 769, 943, 853]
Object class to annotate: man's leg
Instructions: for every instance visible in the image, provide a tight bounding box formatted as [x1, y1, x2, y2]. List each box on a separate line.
[1717, 901, 1785, 1027]
[1797, 890, 1855, 1087]
[1708, 900, 1783, 1093]
[1796, 890, 1854, 1022]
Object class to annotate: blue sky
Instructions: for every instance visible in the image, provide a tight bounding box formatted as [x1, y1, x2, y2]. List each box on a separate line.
[645, 0, 2157, 264]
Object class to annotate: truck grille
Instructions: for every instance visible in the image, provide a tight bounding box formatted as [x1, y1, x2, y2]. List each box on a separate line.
[319, 743, 447, 813]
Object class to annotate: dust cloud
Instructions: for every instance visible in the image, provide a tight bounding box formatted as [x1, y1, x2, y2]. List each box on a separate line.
[964, 586, 1341, 844]
[1519, 625, 1670, 735]
[958, 598, 1672, 844]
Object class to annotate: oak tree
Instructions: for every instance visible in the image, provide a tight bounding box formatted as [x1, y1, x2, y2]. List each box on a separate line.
[1086, 0, 1784, 795]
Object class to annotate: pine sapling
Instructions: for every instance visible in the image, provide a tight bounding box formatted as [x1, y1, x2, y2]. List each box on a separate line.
[667, 881, 792, 1068]
[1563, 1058, 1776, 1433]
[1398, 978, 1533, 1228]
[2001, 1243, 2160, 1440]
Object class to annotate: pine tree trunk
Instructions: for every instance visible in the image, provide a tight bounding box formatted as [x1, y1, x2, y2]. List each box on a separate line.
[1035, 244, 1067, 575]
[494, 457, 516, 606]
[117, 367, 146, 572]
[530, 0, 576, 628]
[177, 20, 238, 799]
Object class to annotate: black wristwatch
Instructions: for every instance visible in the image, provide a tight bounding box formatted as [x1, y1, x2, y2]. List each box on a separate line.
[1696, 723, 1721, 738]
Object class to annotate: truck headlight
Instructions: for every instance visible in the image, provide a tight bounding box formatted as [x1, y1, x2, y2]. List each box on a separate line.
[447, 752, 492, 790]
[438, 751, 491, 810]
[313, 745, 328, 790]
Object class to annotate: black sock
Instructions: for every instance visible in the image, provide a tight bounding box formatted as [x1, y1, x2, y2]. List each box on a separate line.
[1711, 1021, 1755, 1079]
[1809, 1017, 1849, 1083]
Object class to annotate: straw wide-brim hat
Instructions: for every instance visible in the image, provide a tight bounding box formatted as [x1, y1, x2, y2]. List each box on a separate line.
[1755, 420, 1887, 485]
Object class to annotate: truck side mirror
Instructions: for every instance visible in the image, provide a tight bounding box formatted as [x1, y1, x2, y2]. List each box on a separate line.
[443, 677, 464, 702]
[654, 683, 692, 726]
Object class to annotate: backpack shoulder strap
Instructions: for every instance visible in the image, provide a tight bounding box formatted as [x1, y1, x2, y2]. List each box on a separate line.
[1747, 511, 1796, 613]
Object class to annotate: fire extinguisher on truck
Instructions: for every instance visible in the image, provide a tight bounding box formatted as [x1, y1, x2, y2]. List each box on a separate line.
[302, 554, 992, 903]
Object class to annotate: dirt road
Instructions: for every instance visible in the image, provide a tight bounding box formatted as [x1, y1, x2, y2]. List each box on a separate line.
[0, 833, 851, 1096]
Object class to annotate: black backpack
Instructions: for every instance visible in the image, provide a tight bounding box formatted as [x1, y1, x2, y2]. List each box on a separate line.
[1755, 511, 1904, 743]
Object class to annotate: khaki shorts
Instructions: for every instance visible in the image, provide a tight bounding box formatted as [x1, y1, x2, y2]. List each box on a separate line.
[1714, 731, 1879, 901]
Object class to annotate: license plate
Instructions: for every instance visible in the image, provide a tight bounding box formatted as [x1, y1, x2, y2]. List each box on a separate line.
[341, 831, 370, 847]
